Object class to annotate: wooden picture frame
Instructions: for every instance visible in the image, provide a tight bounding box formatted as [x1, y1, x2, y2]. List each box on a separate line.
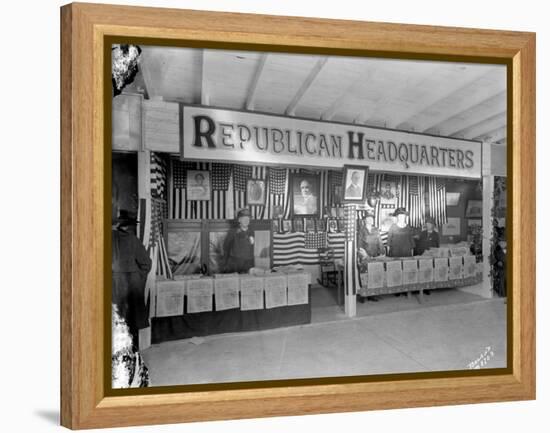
[61, 3, 535, 429]
[290, 171, 321, 218]
[246, 178, 267, 205]
[186, 170, 211, 201]
[342, 165, 369, 203]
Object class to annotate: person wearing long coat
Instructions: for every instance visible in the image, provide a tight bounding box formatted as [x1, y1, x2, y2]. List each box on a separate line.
[223, 208, 255, 273]
[112, 211, 152, 346]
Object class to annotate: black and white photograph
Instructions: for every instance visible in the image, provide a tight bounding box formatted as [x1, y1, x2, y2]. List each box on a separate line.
[246, 179, 266, 205]
[110, 43, 508, 390]
[186, 170, 211, 201]
[343, 165, 368, 202]
[291, 173, 320, 217]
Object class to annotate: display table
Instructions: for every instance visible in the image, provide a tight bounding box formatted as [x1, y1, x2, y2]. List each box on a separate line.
[357, 254, 482, 300]
[150, 272, 312, 343]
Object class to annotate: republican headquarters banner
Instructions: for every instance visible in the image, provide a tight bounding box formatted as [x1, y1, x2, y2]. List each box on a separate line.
[180, 106, 482, 179]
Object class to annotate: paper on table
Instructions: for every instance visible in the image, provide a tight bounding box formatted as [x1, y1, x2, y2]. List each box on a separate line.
[463, 255, 477, 278]
[214, 276, 240, 311]
[418, 258, 434, 283]
[186, 278, 213, 313]
[449, 256, 464, 280]
[287, 272, 309, 305]
[367, 262, 385, 289]
[155, 280, 185, 317]
[402, 259, 418, 284]
[240, 276, 265, 311]
[386, 260, 403, 287]
[264, 275, 288, 309]
[434, 257, 449, 282]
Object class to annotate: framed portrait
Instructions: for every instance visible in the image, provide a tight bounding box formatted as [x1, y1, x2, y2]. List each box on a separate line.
[291, 172, 320, 217]
[271, 219, 280, 233]
[62, 3, 534, 429]
[282, 219, 292, 233]
[292, 218, 304, 233]
[379, 180, 398, 206]
[342, 165, 368, 203]
[186, 170, 211, 200]
[304, 217, 316, 232]
[327, 218, 338, 233]
[332, 184, 343, 205]
[466, 200, 483, 217]
[246, 178, 266, 205]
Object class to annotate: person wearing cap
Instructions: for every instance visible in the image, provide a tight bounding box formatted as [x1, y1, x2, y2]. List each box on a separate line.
[112, 210, 152, 347]
[414, 217, 440, 255]
[387, 207, 415, 258]
[223, 208, 255, 273]
[357, 214, 385, 302]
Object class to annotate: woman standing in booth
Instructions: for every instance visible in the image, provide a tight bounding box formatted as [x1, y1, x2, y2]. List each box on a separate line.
[357, 214, 385, 302]
[387, 208, 415, 257]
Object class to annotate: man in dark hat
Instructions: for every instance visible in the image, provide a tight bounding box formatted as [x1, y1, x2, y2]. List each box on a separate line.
[223, 208, 255, 273]
[387, 207, 415, 258]
[414, 216, 440, 256]
[112, 210, 152, 347]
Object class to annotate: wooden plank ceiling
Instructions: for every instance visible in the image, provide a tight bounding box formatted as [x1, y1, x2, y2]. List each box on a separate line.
[130, 46, 507, 145]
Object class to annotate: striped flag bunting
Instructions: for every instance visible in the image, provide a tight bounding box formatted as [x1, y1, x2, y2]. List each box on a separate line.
[272, 232, 345, 266]
[428, 176, 447, 227]
[211, 163, 232, 191]
[408, 175, 426, 228]
[268, 168, 287, 195]
[150, 152, 167, 200]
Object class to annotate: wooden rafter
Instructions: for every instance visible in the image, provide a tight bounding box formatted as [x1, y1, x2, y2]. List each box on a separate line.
[285, 57, 328, 116]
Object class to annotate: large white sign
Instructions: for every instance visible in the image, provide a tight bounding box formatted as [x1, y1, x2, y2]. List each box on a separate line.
[182, 106, 482, 178]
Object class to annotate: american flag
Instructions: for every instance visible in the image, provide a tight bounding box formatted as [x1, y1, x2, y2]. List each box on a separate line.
[264, 168, 289, 219]
[305, 232, 327, 249]
[268, 168, 287, 195]
[138, 197, 172, 279]
[272, 232, 344, 266]
[428, 176, 447, 227]
[170, 160, 232, 220]
[150, 152, 167, 200]
[408, 176, 426, 228]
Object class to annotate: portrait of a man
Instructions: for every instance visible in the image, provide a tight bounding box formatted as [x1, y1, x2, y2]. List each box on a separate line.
[186, 170, 211, 200]
[343, 165, 368, 202]
[292, 174, 320, 216]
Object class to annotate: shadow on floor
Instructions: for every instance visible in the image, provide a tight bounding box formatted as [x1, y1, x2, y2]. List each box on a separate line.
[34, 410, 59, 425]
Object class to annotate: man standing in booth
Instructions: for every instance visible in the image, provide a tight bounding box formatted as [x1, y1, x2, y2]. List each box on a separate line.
[223, 208, 255, 273]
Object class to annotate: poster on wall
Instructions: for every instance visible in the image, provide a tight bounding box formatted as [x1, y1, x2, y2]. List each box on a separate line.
[442, 217, 461, 236]
[466, 200, 482, 217]
[246, 179, 266, 205]
[186, 170, 211, 201]
[342, 165, 368, 203]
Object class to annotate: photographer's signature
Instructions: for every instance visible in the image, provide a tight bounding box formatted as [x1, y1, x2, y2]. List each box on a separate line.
[467, 346, 495, 369]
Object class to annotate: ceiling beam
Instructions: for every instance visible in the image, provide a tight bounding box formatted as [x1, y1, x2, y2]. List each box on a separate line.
[245, 54, 268, 111]
[451, 111, 507, 139]
[383, 65, 496, 130]
[285, 57, 328, 116]
[474, 126, 507, 143]
[423, 91, 506, 137]
[200, 49, 210, 105]
[396, 68, 505, 133]
[355, 61, 450, 126]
